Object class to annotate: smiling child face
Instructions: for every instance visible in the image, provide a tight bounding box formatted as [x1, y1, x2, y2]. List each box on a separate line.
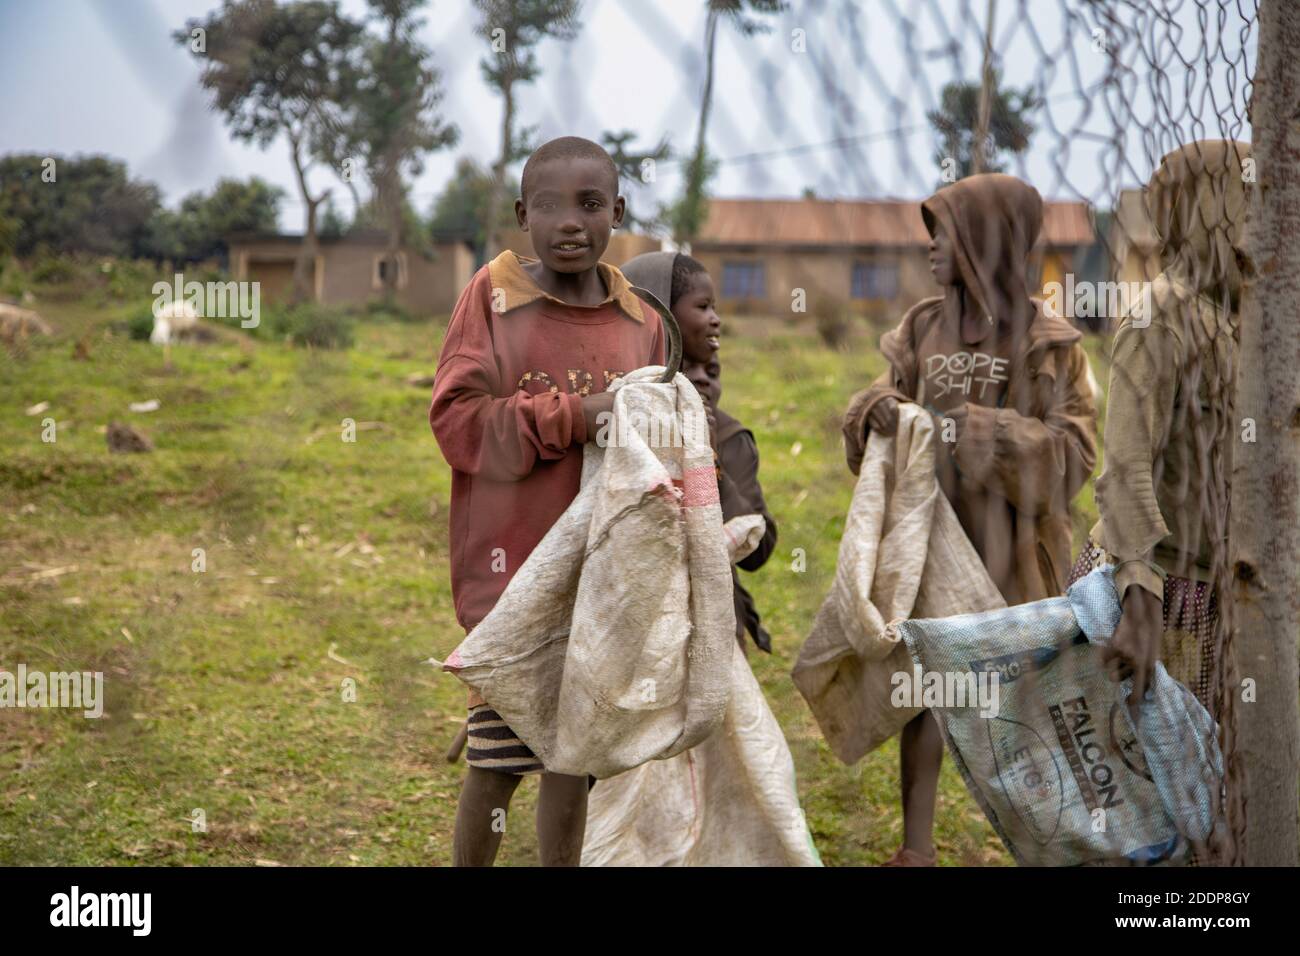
[516, 156, 624, 275]
[673, 270, 722, 364]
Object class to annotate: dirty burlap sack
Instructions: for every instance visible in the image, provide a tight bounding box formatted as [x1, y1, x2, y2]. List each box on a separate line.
[793, 403, 1005, 763]
[583, 637, 821, 866]
[442, 367, 734, 779]
[582, 513, 821, 867]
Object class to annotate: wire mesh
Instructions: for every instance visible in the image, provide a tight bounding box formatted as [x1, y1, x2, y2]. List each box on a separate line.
[587, 0, 1258, 865]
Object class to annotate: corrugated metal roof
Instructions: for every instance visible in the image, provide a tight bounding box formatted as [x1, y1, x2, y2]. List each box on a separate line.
[696, 197, 1095, 248]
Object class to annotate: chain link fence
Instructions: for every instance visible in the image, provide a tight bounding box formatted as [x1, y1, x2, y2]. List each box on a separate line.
[563, 0, 1258, 864]
[1, 0, 1274, 867]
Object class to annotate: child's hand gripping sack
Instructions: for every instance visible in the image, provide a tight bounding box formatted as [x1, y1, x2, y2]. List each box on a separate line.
[897, 566, 1224, 866]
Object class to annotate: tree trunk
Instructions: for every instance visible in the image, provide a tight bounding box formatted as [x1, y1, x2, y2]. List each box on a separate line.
[972, 0, 997, 175]
[1231, 0, 1300, 867]
[288, 133, 327, 306]
[380, 15, 402, 303]
[343, 177, 362, 228]
[678, 9, 720, 245]
[486, 75, 515, 260]
[693, 9, 719, 178]
[376, 157, 402, 305]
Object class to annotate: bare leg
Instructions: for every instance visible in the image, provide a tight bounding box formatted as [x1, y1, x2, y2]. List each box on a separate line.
[453, 766, 523, 867]
[536, 771, 589, 866]
[900, 709, 943, 856]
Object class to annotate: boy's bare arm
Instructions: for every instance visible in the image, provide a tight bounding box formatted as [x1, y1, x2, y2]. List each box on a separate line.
[1104, 584, 1165, 701]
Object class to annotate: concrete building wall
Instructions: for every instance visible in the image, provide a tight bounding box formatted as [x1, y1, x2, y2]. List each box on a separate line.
[403, 243, 476, 315]
[695, 244, 1081, 320]
[693, 246, 936, 319]
[229, 237, 475, 316]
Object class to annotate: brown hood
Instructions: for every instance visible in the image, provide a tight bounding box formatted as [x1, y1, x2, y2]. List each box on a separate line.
[922, 173, 1043, 342]
[619, 251, 679, 310]
[1146, 140, 1251, 301]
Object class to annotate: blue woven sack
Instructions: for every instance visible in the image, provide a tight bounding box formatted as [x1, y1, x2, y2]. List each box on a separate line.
[897, 566, 1223, 866]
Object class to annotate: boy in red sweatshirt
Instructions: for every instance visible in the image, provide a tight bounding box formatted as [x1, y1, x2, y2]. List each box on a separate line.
[429, 137, 664, 866]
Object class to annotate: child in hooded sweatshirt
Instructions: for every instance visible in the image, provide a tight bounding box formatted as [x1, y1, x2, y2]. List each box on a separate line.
[686, 352, 779, 652]
[621, 252, 777, 653]
[841, 173, 1098, 865]
[1078, 142, 1250, 734]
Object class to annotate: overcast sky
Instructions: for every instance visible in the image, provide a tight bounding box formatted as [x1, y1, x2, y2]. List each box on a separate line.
[0, 0, 1256, 233]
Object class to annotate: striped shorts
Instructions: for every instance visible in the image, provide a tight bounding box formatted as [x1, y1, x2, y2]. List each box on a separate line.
[465, 705, 545, 775]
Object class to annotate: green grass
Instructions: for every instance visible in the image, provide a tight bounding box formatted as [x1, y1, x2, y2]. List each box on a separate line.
[0, 282, 1111, 866]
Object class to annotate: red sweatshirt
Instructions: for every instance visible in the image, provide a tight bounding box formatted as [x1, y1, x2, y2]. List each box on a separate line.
[430, 251, 665, 631]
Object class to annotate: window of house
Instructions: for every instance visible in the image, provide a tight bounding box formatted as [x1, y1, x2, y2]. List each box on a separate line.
[851, 260, 899, 300]
[721, 261, 766, 299]
[372, 252, 408, 291]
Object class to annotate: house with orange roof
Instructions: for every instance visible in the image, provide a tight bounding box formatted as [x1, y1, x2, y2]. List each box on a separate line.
[690, 196, 1097, 321]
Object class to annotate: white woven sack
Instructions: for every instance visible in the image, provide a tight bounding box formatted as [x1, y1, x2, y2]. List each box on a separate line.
[582, 639, 821, 867]
[442, 367, 734, 778]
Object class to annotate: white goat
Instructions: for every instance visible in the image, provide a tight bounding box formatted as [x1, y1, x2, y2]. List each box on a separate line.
[150, 299, 201, 346]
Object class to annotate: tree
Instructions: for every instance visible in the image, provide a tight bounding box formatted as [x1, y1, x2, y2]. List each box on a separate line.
[471, 0, 581, 254]
[320, 198, 348, 238]
[0, 212, 18, 261]
[1231, 0, 1300, 866]
[428, 156, 506, 264]
[601, 130, 671, 233]
[138, 176, 282, 266]
[674, 0, 786, 245]
[335, 0, 457, 302]
[353, 194, 432, 255]
[927, 70, 1042, 182]
[177, 0, 365, 302]
[668, 147, 717, 246]
[0, 153, 161, 259]
[176, 177, 283, 263]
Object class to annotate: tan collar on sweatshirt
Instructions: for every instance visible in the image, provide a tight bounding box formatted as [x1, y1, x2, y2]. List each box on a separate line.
[486, 250, 645, 322]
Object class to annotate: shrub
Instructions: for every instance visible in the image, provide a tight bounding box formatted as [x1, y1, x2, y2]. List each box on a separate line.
[813, 301, 852, 350]
[125, 310, 154, 341]
[0, 257, 27, 300]
[104, 259, 161, 302]
[30, 254, 76, 284]
[360, 298, 419, 323]
[266, 303, 354, 350]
